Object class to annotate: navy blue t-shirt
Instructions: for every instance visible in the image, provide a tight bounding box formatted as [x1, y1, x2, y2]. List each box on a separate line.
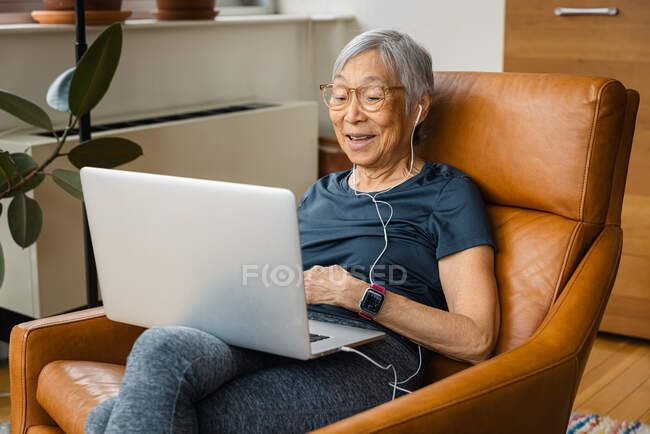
[298, 160, 497, 327]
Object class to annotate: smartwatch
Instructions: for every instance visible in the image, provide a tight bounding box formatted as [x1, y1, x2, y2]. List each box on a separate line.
[358, 283, 386, 320]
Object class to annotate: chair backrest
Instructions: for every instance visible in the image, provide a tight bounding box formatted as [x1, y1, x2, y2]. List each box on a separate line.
[420, 71, 635, 354]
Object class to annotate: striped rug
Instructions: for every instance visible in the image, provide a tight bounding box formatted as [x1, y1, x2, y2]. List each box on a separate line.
[568, 413, 650, 434]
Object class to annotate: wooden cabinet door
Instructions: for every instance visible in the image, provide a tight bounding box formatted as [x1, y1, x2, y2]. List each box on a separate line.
[505, 0, 650, 339]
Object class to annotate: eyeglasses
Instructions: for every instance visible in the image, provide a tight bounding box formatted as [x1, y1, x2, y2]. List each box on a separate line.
[319, 84, 403, 112]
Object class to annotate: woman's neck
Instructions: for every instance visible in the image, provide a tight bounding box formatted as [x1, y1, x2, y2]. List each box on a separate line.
[349, 155, 424, 193]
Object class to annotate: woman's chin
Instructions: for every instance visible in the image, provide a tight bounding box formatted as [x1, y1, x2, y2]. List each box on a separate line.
[342, 137, 379, 165]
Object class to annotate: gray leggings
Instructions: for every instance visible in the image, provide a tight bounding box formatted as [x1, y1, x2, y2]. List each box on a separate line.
[85, 311, 424, 433]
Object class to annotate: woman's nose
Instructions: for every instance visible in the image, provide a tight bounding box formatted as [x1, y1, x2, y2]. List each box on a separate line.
[344, 92, 366, 123]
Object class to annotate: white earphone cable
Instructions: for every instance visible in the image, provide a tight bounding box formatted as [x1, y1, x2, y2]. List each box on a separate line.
[394, 343, 422, 386]
[340, 346, 400, 400]
[350, 104, 422, 285]
[345, 104, 424, 399]
[341, 344, 423, 400]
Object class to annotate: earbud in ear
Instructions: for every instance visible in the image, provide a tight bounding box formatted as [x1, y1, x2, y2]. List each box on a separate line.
[414, 104, 423, 126]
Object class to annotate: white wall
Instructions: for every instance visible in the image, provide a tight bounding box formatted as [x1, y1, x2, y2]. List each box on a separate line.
[0, 16, 327, 132]
[278, 0, 505, 72]
[0, 15, 361, 139]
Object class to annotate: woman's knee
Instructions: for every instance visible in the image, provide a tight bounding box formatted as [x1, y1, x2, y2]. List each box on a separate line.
[130, 326, 219, 360]
[125, 326, 227, 380]
[124, 326, 267, 408]
[128, 327, 174, 363]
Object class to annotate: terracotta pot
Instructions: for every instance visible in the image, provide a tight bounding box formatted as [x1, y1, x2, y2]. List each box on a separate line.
[43, 0, 122, 10]
[156, 0, 216, 10]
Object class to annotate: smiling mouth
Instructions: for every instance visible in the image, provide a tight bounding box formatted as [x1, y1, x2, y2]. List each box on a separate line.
[346, 135, 376, 141]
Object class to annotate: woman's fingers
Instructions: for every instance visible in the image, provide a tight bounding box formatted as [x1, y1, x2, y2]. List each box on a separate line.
[303, 265, 360, 307]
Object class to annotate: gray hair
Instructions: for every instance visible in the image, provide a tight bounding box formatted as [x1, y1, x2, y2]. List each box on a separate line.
[332, 29, 434, 115]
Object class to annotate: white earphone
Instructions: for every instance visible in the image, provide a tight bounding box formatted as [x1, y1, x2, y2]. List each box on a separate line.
[347, 103, 424, 399]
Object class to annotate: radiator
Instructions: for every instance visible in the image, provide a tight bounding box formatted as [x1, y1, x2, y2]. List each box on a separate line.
[0, 101, 318, 317]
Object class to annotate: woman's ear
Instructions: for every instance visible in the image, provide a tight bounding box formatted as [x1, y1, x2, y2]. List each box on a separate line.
[417, 93, 433, 126]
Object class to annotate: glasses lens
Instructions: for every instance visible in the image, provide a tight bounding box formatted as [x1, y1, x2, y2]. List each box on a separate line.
[321, 85, 386, 111]
[323, 85, 348, 108]
[360, 86, 385, 111]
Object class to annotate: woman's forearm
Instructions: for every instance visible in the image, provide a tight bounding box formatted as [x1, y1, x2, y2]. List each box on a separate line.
[338, 282, 496, 364]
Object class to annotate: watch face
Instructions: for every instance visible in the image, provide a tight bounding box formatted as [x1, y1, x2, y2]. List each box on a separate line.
[360, 289, 384, 315]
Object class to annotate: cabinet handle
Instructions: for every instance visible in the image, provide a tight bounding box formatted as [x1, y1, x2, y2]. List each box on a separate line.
[554, 7, 618, 16]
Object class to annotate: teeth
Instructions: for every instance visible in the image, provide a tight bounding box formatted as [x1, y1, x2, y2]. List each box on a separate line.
[349, 135, 373, 140]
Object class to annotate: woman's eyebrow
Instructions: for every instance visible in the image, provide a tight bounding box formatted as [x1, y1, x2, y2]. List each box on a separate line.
[333, 74, 385, 84]
[361, 76, 383, 84]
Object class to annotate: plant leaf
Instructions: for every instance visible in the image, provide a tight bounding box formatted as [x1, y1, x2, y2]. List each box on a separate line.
[52, 169, 84, 200]
[69, 23, 123, 117]
[8, 193, 43, 248]
[8, 153, 45, 195]
[0, 89, 53, 131]
[68, 137, 142, 169]
[0, 151, 18, 191]
[47, 67, 75, 112]
[0, 242, 4, 288]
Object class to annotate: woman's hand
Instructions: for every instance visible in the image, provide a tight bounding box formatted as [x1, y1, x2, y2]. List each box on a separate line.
[303, 265, 367, 308]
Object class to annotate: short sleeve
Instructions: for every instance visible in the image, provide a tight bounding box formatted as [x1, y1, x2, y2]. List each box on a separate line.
[431, 176, 497, 259]
[297, 185, 313, 210]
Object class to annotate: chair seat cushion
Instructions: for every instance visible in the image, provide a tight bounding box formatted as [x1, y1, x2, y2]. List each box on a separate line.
[36, 360, 124, 434]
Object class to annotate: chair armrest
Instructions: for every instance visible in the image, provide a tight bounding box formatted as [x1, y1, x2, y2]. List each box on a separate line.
[314, 225, 622, 434]
[10, 307, 145, 433]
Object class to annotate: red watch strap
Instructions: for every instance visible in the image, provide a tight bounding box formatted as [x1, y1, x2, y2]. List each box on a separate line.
[370, 283, 385, 294]
[358, 311, 374, 320]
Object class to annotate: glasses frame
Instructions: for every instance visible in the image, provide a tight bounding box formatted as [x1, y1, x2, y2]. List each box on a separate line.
[319, 84, 404, 112]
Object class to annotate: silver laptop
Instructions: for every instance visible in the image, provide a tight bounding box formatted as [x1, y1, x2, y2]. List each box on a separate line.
[80, 167, 385, 360]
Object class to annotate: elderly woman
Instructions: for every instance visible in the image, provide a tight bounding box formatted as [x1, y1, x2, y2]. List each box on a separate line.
[86, 29, 499, 434]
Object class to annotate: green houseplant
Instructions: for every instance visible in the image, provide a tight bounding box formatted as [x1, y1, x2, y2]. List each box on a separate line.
[0, 23, 142, 287]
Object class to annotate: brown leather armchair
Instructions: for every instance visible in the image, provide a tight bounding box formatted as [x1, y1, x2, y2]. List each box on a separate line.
[9, 71, 639, 433]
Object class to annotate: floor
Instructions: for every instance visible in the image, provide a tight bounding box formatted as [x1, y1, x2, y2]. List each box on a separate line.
[573, 333, 650, 424]
[0, 333, 648, 425]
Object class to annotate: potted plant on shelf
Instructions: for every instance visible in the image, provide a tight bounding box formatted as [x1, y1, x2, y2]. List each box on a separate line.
[0, 23, 143, 287]
[153, 0, 218, 20]
[31, 0, 132, 24]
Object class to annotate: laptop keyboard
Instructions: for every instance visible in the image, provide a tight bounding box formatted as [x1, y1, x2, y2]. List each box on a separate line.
[309, 333, 330, 343]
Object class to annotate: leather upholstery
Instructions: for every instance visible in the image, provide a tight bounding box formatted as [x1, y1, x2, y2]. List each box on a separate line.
[606, 90, 640, 226]
[423, 72, 626, 223]
[37, 361, 124, 434]
[487, 206, 582, 353]
[9, 308, 144, 433]
[9, 72, 639, 434]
